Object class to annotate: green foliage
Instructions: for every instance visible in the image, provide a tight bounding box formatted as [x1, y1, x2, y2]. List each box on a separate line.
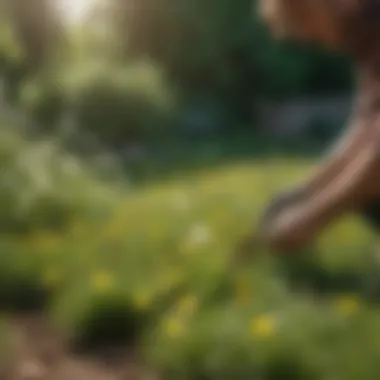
[53, 288, 147, 350]
[0, 158, 380, 379]
[69, 61, 176, 145]
[21, 73, 67, 129]
[0, 1, 368, 377]
[120, 0, 353, 102]
[0, 18, 29, 103]
[0, 122, 114, 234]
[2, 0, 354, 135]
[19, 61, 176, 146]
[0, 240, 49, 312]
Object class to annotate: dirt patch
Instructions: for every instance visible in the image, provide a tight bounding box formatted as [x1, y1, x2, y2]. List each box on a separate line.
[0, 313, 157, 380]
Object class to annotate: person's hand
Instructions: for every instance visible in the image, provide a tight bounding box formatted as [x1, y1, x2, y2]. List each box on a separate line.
[261, 205, 314, 252]
[259, 186, 314, 254]
[259, 187, 307, 233]
[232, 187, 307, 266]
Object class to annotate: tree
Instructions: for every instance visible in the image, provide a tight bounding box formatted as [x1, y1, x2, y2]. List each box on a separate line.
[112, 0, 352, 99]
[5, 0, 65, 70]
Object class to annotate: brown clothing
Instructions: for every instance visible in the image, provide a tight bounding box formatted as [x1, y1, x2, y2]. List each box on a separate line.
[260, 0, 380, 251]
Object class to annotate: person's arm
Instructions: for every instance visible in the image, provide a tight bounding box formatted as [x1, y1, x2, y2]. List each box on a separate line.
[264, 119, 380, 252]
[302, 119, 364, 193]
[259, 118, 364, 238]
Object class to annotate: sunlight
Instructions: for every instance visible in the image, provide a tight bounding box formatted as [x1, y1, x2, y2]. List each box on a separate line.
[58, 0, 94, 23]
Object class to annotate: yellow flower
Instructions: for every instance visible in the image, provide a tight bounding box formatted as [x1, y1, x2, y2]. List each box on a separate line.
[163, 316, 185, 339]
[177, 294, 198, 316]
[91, 271, 115, 294]
[335, 295, 360, 317]
[42, 267, 61, 288]
[250, 315, 277, 338]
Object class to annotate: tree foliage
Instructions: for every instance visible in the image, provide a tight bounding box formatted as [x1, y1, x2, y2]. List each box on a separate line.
[115, 0, 353, 101]
[1, 0, 354, 138]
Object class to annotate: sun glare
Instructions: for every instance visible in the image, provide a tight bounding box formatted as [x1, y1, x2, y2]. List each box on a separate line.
[59, 0, 93, 23]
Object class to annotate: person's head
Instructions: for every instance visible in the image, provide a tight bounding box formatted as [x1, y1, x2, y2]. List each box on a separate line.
[259, 0, 380, 58]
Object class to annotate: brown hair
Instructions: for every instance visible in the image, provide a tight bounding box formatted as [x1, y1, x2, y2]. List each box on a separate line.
[259, 0, 380, 61]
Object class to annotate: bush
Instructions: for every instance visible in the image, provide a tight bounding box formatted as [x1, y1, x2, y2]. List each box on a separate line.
[19, 60, 176, 147]
[0, 246, 49, 312]
[21, 73, 66, 130]
[52, 288, 147, 351]
[0, 122, 115, 234]
[0, 19, 29, 104]
[67, 61, 176, 147]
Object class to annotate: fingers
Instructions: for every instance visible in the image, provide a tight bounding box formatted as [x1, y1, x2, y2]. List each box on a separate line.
[260, 187, 307, 231]
[233, 187, 308, 263]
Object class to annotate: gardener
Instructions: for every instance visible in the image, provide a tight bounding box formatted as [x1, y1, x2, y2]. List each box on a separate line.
[257, 0, 380, 253]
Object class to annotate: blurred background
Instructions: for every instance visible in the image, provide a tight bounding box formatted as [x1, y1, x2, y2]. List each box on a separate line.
[1, 1, 378, 379]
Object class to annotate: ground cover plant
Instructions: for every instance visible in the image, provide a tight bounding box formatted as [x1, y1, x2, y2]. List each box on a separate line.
[1, 151, 380, 379]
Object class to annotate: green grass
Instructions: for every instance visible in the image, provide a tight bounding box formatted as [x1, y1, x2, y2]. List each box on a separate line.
[1, 157, 380, 379]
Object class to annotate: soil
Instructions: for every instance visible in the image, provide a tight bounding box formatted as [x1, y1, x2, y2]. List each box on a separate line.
[0, 313, 158, 380]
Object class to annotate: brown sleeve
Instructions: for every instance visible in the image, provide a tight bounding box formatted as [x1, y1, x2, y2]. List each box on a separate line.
[304, 114, 365, 194]
[264, 118, 380, 251]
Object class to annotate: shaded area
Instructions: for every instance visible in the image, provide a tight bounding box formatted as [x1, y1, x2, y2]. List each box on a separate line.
[1, 313, 153, 380]
[127, 134, 325, 187]
[276, 251, 380, 303]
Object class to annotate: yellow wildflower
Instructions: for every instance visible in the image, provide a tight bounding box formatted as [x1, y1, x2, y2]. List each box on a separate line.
[335, 295, 360, 317]
[163, 316, 185, 339]
[91, 271, 115, 294]
[250, 315, 277, 338]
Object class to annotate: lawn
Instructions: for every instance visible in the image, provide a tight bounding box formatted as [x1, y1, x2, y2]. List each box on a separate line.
[1, 157, 380, 379]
